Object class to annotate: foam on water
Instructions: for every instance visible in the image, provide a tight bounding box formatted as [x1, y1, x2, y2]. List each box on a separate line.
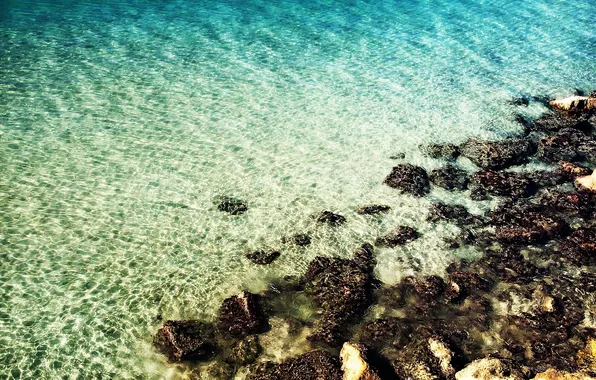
[0, 0, 595, 378]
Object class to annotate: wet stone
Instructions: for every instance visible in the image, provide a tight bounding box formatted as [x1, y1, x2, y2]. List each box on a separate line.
[316, 211, 346, 226]
[216, 196, 248, 215]
[429, 164, 469, 191]
[153, 320, 216, 362]
[357, 317, 412, 350]
[536, 128, 589, 163]
[426, 203, 477, 226]
[245, 250, 281, 265]
[529, 112, 593, 133]
[494, 212, 568, 244]
[231, 335, 261, 365]
[356, 205, 391, 215]
[217, 291, 268, 339]
[375, 226, 419, 248]
[459, 138, 535, 170]
[559, 161, 592, 180]
[470, 170, 535, 198]
[383, 164, 430, 197]
[559, 228, 596, 266]
[421, 143, 460, 160]
[444, 272, 491, 303]
[248, 350, 342, 380]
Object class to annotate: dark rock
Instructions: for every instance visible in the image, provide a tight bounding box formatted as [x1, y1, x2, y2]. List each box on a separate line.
[190, 361, 235, 380]
[303, 244, 375, 346]
[383, 164, 430, 197]
[509, 96, 530, 106]
[444, 272, 491, 303]
[404, 275, 446, 300]
[247, 350, 342, 380]
[375, 226, 419, 248]
[316, 211, 346, 226]
[358, 318, 412, 350]
[356, 205, 391, 215]
[389, 153, 406, 160]
[470, 170, 535, 198]
[495, 213, 568, 244]
[426, 203, 478, 226]
[577, 139, 596, 163]
[559, 161, 592, 179]
[537, 189, 595, 216]
[459, 138, 535, 170]
[292, 234, 311, 246]
[537, 128, 589, 163]
[488, 200, 545, 226]
[470, 187, 489, 201]
[216, 196, 248, 215]
[525, 169, 568, 188]
[429, 164, 469, 191]
[245, 250, 281, 265]
[421, 143, 460, 160]
[217, 291, 267, 339]
[231, 335, 261, 365]
[153, 320, 216, 362]
[530, 113, 593, 133]
[479, 247, 545, 283]
[559, 228, 596, 266]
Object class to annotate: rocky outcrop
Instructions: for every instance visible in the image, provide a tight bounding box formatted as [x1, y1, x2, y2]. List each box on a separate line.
[246, 250, 281, 265]
[421, 143, 460, 160]
[216, 196, 248, 215]
[383, 164, 430, 196]
[429, 165, 469, 191]
[153, 320, 216, 362]
[426, 203, 478, 226]
[537, 128, 590, 163]
[550, 95, 596, 113]
[317, 211, 347, 226]
[470, 170, 535, 198]
[340, 342, 381, 380]
[375, 226, 419, 248]
[217, 291, 268, 339]
[356, 205, 391, 215]
[454, 358, 523, 380]
[248, 350, 343, 380]
[460, 138, 535, 170]
[575, 170, 596, 192]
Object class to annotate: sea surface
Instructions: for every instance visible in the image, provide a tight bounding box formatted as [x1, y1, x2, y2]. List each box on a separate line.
[0, 0, 595, 378]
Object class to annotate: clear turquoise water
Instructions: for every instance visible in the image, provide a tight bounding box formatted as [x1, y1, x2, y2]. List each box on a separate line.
[0, 0, 595, 378]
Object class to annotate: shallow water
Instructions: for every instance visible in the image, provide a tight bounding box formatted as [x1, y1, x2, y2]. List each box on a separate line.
[0, 0, 595, 378]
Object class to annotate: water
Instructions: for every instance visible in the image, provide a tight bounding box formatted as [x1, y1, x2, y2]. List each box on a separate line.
[0, 0, 594, 378]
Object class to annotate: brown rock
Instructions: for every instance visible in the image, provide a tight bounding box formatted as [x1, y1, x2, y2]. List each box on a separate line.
[550, 96, 596, 113]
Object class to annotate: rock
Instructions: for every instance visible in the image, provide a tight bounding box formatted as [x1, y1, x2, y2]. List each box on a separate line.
[340, 342, 381, 380]
[559, 228, 596, 266]
[216, 196, 248, 215]
[537, 189, 595, 216]
[304, 244, 375, 345]
[509, 96, 530, 106]
[526, 170, 568, 188]
[292, 233, 312, 246]
[421, 143, 460, 160]
[575, 171, 596, 192]
[532, 369, 594, 380]
[317, 211, 347, 226]
[357, 318, 412, 350]
[217, 291, 267, 339]
[246, 250, 281, 265]
[530, 113, 593, 133]
[426, 203, 477, 226]
[537, 128, 588, 163]
[577, 338, 596, 372]
[375, 226, 419, 248]
[392, 338, 453, 380]
[550, 96, 596, 113]
[470, 170, 535, 198]
[454, 358, 523, 380]
[459, 138, 535, 170]
[444, 272, 491, 303]
[494, 213, 568, 244]
[248, 350, 343, 380]
[577, 140, 596, 164]
[428, 337, 455, 378]
[188, 361, 235, 380]
[383, 164, 430, 197]
[560, 161, 592, 180]
[404, 275, 446, 300]
[429, 165, 469, 191]
[153, 320, 216, 362]
[356, 205, 391, 215]
[231, 335, 261, 365]
[389, 153, 406, 160]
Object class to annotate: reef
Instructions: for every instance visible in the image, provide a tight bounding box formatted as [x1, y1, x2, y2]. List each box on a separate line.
[154, 91, 596, 380]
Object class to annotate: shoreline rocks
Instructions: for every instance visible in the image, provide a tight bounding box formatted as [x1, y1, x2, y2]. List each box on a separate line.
[383, 164, 430, 196]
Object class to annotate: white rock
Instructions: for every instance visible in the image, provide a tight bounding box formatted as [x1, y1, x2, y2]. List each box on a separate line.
[455, 358, 523, 380]
[575, 171, 596, 193]
[550, 96, 596, 113]
[340, 342, 380, 380]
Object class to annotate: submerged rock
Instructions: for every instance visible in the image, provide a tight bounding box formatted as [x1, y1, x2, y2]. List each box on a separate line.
[340, 342, 381, 380]
[246, 250, 281, 265]
[248, 350, 342, 380]
[459, 138, 535, 170]
[357, 318, 412, 350]
[316, 211, 347, 226]
[304, 244, 375, 345]
[217, 291, 267, 339]
[444, 272, 491, 303]
[426, 203, 477, 226]
[383, 164, 430, 197]
[153, 320, 216, 362]
[495, 213, 568, 244]
[550, 95, 596, 113]
[356, 205, 391, 215]
[455, 358, 523, 380]
[375, 226, 419, 248]
[429, 164, 469, 191]
[231, 335, 261, 365]
[470, 170, 535, 198]
[421, 143, 460, 160]
[216, 196, 248, 215]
